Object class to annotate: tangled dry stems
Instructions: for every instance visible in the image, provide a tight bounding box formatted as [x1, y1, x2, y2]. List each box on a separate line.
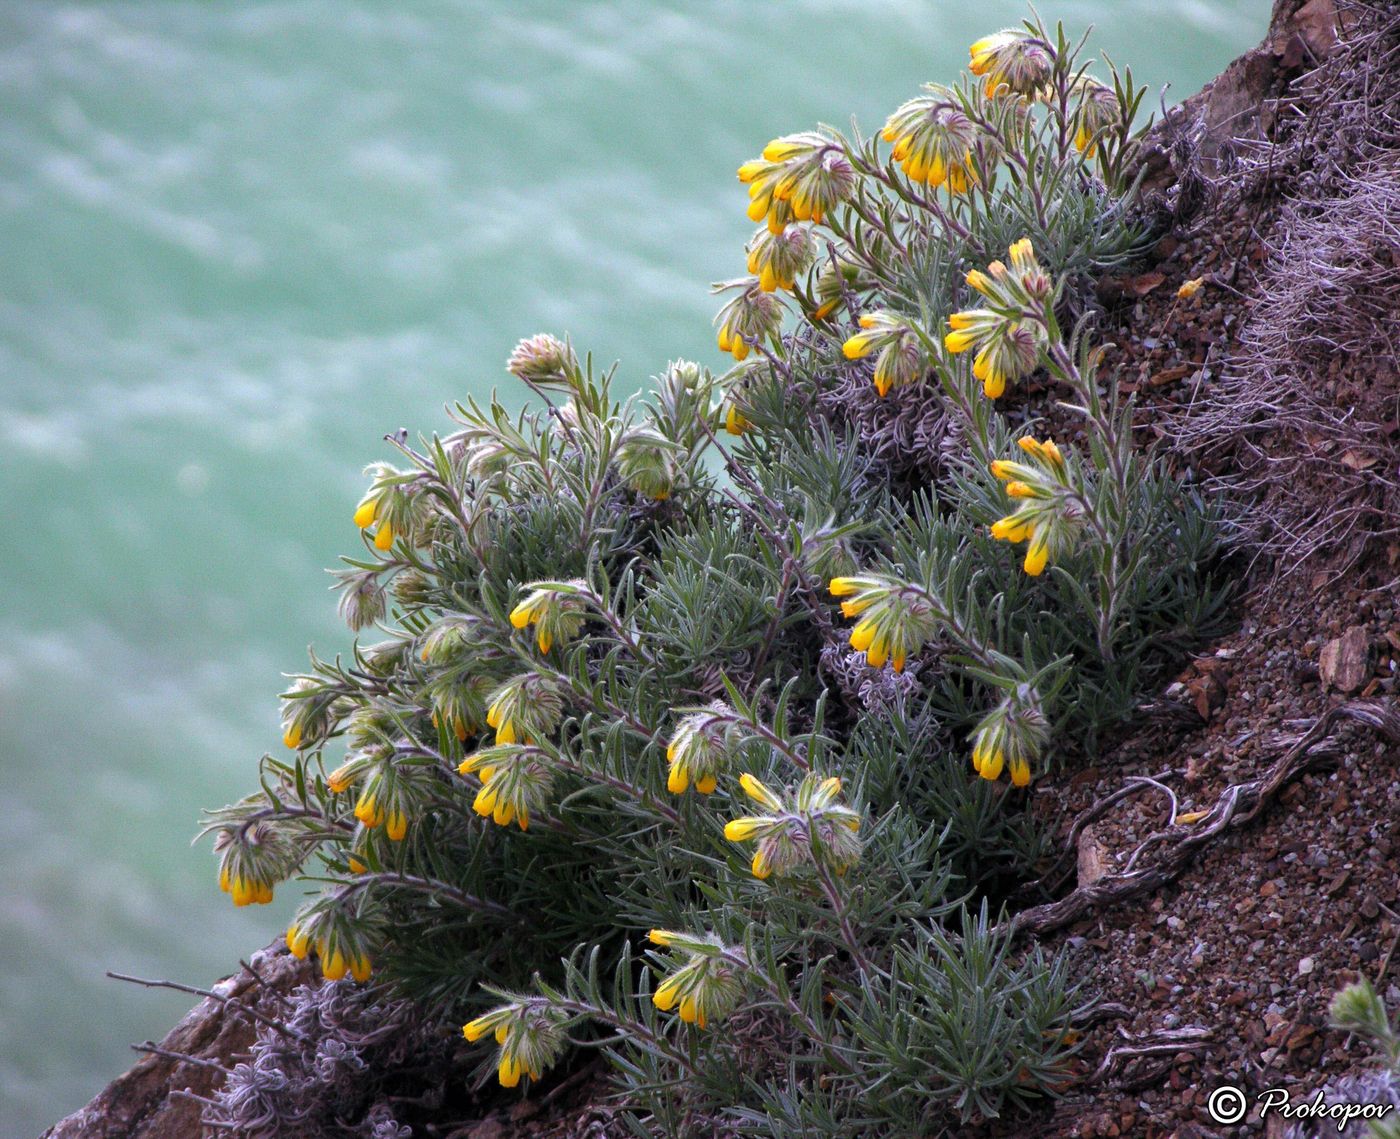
[1168, 0, 1400, 570]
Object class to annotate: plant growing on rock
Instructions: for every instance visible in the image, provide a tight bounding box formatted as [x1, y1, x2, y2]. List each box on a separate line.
[202, 15, 1230, 1135]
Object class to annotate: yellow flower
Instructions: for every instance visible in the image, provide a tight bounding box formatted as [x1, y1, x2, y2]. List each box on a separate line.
[740, 772, 784, 811]
[842, 312, 927, 398]
[881, 91, 982, 193]
[968, 29, 1054, 98]
[509, 581, 588, 655]
[1177, 276, 1205, 300]
[988, 437, 1083, 576]
[286, 920, 311, 959]
[724, 402, 750, 435]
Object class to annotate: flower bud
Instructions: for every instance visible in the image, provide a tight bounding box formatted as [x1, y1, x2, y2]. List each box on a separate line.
[506, 333, 577, 384]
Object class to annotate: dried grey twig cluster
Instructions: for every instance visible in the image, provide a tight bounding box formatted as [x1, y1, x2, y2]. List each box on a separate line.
[1172, 0, 1400, 569]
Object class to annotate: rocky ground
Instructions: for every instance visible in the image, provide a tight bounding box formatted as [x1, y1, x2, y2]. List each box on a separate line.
[42, 2, 1400, 1137]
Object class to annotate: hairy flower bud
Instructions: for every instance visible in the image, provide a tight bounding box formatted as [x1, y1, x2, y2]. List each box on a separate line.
[506, 333, 576, 384]
[968, 29, 1055, 98]
[969, 681, 1049, 787]
[724, 773, 862, 879]
[714, 278, 785, 361]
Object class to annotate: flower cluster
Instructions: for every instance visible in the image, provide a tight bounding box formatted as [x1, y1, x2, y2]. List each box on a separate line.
[1069, 76, 1120, 157]
[353, 463, 425, 552]
[647, 929, 747, 1028]
[944, 238, 1052, 398]
[485, 672, 566, 746]
[286, 906, 375, 983]
[828, 574, 940, 672]
[737, 133, 856, 232]
[506, 332, 578, 386]
[713, 278, 785, 362]
[989, 436, 1086, 576]
[214, 822, 290, 907]
[509, 580, 589, 654]
[724, 773, 862, 879]
[458, 743, 554, 831]
[280, 676, 342, 751]
[841, 311, 927, 398]
[881, 89, 983, 194]
[968, 28, 1054, 99]
[746, 224, 815, 293]
[350, 755, 413, 842]
[969, 682, 1049, 787]
[617, 428, 682, 500]
[665, 703, 743, 794]
[463, 999, 571, 1087]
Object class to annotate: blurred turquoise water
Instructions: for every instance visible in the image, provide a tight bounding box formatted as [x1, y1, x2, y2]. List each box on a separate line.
[0, 1, 1259, 1131]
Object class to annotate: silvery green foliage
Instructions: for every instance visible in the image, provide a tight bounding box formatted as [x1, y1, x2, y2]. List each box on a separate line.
[203, 14, 1233, 1135]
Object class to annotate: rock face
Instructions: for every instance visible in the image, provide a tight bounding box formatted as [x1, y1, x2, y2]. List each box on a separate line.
[1135, 0, 1343, 204]
[41, 945, 314, 1139]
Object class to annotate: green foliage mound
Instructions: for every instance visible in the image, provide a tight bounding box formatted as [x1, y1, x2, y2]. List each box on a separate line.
[204, 17, 1232, 1136]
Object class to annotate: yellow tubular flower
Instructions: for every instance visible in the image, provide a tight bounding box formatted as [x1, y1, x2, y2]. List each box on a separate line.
[322, 946, 348, 982]
[287, 921, 311, 959]
[354, 789, 383, 829]
[751, 847, 773, 879]
[739, 772, 783, 812]
[723, 817, 767, 842]
[652, 973, 683, 1011]
[385, 809, 408, 842]
[283, 724, 302, 750]
[968, 29, 1054, 98]
[973, 737, 1005, 781]
[326, 762, 355, 794]
[880, 91, 982, 194]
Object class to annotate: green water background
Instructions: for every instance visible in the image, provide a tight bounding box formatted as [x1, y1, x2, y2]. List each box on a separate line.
[1, 2, 1260, 1131]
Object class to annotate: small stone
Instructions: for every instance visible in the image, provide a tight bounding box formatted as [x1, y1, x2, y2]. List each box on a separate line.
[1298, 956, 1315, 975]
[1319, 625, 1372, 693]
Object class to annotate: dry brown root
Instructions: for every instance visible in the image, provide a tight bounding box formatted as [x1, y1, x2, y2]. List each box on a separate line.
[1003, 699, 1400, 939]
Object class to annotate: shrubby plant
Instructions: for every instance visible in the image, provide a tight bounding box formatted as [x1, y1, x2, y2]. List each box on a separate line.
[1318, 980, 1400, 1139]
[203, 16, 1229, 1135]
